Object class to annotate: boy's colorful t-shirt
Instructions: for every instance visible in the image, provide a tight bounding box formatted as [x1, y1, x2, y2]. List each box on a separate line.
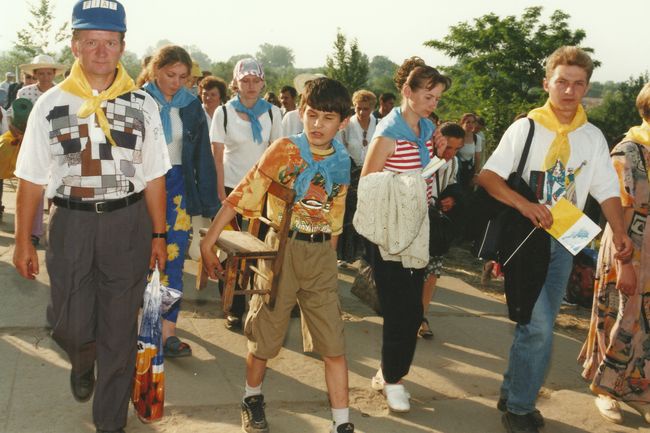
[225, 137, 348, 235]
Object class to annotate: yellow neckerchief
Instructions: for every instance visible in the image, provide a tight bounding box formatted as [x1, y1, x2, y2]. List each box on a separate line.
[59, 60, 136, 146]
[624, 120, 650, 148]
[528, 99, 587, 171]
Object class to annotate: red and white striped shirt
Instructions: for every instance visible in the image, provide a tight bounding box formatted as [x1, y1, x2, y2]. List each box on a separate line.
[384, 138, 434, 202]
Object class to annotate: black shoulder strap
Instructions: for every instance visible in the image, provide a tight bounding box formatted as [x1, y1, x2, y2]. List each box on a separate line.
[222, 105, 228, 134]
[268, 108, 273, 123]
[513, 118, 535, 182]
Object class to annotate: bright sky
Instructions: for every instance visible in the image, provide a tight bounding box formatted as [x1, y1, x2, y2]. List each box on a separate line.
[1, 0, 646, 83]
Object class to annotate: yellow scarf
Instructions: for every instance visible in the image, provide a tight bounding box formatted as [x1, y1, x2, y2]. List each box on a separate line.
[528, 99, 587, 171]
[624, 120, 650, 147]
[59, 60, 136, 146]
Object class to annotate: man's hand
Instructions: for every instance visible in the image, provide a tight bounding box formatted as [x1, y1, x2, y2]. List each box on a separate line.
[516, 201, 553, 229]
[13, 240, 39, 280]
[150, 238, 167, 271]
[611, 231, 634, 262]
[433, 129, 448, 158]
[439, 196, 455, 212]
[616, 261, 636, 296]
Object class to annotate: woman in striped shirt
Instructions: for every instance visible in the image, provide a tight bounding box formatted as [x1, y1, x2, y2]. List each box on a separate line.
[360, 56, 451, 413]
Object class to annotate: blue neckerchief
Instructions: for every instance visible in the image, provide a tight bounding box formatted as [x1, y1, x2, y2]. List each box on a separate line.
[227, 95, 273, 144]
[289, 132, 351, 202]
[143, 81, 196, 144]
[374, 107, 434, 166]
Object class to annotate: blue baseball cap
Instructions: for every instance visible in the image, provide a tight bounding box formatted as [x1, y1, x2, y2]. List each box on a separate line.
[71, 0, 127, 32]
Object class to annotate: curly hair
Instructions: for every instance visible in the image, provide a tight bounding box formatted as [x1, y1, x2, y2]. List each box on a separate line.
[394, 56, 451, 93]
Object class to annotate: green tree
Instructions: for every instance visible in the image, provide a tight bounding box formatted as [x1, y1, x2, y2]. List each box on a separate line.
[367, 55, 398, 98]
[255, 43, 295, 70]
[588, 73, 649, 145]
[325, 30, 369, 93]
[14, 0, 69, 58]
[425, 7, 597, 151]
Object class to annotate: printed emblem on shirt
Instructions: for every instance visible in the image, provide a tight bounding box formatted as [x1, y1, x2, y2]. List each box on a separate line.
[543, 159, 587, 206]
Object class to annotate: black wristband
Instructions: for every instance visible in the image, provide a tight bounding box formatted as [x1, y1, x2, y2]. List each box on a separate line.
[152, 232, 167, 239]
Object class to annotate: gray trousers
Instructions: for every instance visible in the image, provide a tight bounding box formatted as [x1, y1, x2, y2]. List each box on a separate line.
[46, 199, 151, 431]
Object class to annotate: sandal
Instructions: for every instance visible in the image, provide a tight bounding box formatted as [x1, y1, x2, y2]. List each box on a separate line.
[418, 318, 434, 339]
[163, 336, 192, 358]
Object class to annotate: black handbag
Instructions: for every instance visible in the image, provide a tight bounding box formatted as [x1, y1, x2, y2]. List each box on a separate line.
[429, 174, 454, 256]
[471, 118, 535, 260]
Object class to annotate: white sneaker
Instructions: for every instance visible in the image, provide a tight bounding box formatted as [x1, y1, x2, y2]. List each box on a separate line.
[371, 369, 385, 391]
[595, 395, 623, 424]
[384, 383, 410, 413]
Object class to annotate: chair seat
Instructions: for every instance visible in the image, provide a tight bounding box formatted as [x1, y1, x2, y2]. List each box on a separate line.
[216, 230, 277, 257]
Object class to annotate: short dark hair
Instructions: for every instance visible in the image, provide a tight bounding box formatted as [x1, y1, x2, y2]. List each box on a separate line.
[439, 122, 465, 139]
[379, 92, 396, 103]
[280, 85, 297, 99]
[300, 77, 352, 119]
[199, 75, 228, 101]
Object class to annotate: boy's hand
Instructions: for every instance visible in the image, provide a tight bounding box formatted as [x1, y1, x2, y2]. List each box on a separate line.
[200, 240, 225, 280]
[433, 129, 448, 157]
[439, 197, 455, 212]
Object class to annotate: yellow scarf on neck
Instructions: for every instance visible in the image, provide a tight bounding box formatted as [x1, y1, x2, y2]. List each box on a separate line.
[59, 60, 136, 146]
[528, 99, 587, 171]
[624, 120, 650, 147]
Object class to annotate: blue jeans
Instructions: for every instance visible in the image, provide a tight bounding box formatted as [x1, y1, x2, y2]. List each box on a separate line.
[500, 238, 573, 415]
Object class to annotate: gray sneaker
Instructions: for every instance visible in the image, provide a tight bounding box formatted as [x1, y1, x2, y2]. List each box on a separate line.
[241, 395, 269, 433]
[333, 422, 355, 433]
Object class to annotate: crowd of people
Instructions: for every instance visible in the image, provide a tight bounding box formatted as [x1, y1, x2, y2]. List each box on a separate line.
[1, 1, 648, 433]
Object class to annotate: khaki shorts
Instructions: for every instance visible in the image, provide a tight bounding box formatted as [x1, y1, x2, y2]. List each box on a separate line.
[244, 231, 345, 359]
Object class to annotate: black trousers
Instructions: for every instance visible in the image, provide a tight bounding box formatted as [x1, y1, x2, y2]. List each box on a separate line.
[368, 244, 424, 384]
[46, 199, 151, 431]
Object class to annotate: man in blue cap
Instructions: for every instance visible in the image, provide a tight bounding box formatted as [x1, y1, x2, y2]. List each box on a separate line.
[12, 1, 170, 432]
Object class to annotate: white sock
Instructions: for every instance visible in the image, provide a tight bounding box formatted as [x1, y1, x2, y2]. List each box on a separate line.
[244, 382, 262, 399]
[331, 407, 349, 429]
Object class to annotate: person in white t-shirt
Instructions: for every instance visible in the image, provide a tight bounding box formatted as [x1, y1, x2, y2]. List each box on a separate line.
[478, 46, 633, 433]
[209, 58, 282, 329]
[336, 89, 377, 266]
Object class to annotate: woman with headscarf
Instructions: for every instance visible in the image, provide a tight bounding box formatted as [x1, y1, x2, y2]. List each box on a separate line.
[580, 82, 650, 425]
[209, 58, 282, 330]
[143, 45, 218, 357]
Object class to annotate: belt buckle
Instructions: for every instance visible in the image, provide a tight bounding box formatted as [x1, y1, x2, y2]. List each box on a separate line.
[94, 201, 106, 214]
[309, 233, 315, 242]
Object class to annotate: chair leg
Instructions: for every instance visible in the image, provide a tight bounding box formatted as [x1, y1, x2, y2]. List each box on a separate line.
[221, 258, 239, 315]
[196, 256, 208, 290]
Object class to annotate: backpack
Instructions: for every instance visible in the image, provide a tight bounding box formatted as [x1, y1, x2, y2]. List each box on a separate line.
[564, 248, 597, 308]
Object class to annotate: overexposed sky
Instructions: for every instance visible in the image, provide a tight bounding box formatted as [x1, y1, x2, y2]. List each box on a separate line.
[1, 0, 647, 82]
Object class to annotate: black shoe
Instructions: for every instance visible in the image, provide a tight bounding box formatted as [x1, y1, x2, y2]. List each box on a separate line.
[70, 366, 95, 402]
[502, 411, 539, 433]
[335, 422, 355, 432]
[497, 397, 544, 427]
[225, 314, 242, 330]
[96, 429, 125, 433]
[241, 395, 269, 433]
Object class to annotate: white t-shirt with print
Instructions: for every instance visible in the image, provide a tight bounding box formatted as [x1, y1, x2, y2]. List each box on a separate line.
[16, 86, 171, 200]
[483, 117, 619, 210]
[16, 83, 45, 105]
[210, 103, 282, 188]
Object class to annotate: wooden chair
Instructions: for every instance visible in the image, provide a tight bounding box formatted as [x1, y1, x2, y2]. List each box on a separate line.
[197, 180, 295, 313]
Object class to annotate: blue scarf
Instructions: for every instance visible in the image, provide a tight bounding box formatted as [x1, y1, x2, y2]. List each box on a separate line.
[143, 81, 196, 144]
[374, 107, 434, 166]
[289, 132, 351, 202]
[227, 95, 273, 144]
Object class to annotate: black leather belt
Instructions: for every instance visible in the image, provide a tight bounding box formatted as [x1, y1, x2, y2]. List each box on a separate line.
[53, 191, 143, 214]
[289, 230, 331, 243]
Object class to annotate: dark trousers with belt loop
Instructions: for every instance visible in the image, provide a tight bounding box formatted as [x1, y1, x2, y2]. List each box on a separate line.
[46, 199, 151, 431]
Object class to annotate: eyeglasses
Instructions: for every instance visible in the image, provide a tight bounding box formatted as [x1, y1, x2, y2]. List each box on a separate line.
[362, 129, 368, 147]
